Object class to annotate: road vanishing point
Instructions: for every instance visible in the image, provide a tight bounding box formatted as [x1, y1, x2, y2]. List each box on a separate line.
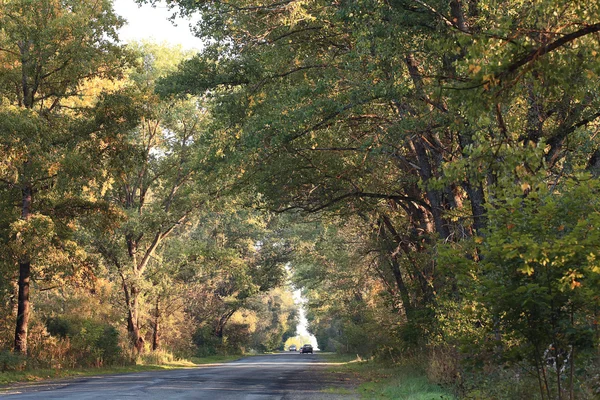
[0, 353, 358, 399]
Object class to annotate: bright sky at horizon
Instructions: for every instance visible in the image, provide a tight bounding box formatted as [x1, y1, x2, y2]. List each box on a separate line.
[113, 0, 204, 50]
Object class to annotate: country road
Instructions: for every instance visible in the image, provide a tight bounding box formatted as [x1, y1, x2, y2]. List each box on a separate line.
[0, 353, 359, 399]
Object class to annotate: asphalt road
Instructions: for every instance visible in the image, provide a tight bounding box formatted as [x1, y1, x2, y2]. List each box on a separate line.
[0, 353, 358, 399]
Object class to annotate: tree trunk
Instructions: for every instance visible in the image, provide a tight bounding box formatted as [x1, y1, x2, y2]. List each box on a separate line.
[463, 180, 487, 235]
[215, 310, 235, 339]
[379, 215, 413, 318]
[123, 279, 143, 353]
[14, 185, 32, 354]
[14, 260, 31, 354]
[152, 297, 160, 351]
[129, 284, 144, 353]
[410, 138, 451, 241]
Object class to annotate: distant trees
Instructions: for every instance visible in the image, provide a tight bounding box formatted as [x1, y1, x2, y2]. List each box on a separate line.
[183, 206, 295, 354]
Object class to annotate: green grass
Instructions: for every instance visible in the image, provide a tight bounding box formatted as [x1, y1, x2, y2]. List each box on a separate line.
[316, 352, 364, 363]
[319, 354, 456, 400]
[359, 372, 456, 400]
[0, 354, 242, 387]
[322, 386, 355, 395]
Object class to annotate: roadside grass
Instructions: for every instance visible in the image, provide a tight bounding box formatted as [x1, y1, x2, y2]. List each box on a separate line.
[316, 352, 363, 364]
[319, 353, 456, 399]
[0, 354, 241, 387]
[322, 386, 355, 395]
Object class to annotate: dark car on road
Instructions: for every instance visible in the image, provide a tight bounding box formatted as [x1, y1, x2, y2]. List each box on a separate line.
[300, 344, 313, 354]
[288, 344, 297, 351]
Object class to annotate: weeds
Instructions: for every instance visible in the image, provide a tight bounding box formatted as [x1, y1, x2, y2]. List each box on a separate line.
[322, 355, 456, 400]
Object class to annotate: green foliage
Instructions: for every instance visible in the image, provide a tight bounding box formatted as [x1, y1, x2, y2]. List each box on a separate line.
[0, 350, 26, 372]
[0, 0, 139, 355]
[1, 0, 600, 395]
[477, 175, 600, 396]
[192, 326, 222, 356]
[152, 0, 600, 395]
[45, 316, 123, 367]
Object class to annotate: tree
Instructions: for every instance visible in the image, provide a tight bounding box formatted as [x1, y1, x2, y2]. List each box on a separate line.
[480, 175, 600, 399]
[155, 0, 600, 392]
[0, 0, 133, 354]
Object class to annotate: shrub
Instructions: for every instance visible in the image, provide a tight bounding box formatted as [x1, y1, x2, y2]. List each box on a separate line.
[192, 325, 221, 356]
[45, 316, 123, 367]
[138, 349, 175, 365]
[0, 350, 26, 372]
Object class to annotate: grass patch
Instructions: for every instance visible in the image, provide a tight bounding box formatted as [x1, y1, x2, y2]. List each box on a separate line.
[316, 352, 363, 364]
[0, 354, 242, 387]
[322, 386, 354, 395]
[321, 356, 456, 400]
[359, 372, 455, 400]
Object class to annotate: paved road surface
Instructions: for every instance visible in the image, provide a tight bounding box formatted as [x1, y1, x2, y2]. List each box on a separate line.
[0, 353, 358, 399]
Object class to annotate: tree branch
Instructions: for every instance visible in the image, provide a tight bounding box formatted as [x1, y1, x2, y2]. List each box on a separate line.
[500, 22, 600, 79]
[276, 191, 431, 213]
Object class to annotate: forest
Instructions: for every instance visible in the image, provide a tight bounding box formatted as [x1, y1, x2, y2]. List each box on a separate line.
[1, 0, 599, 398]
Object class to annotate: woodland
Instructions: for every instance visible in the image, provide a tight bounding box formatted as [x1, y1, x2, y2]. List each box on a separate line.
[1, 0, 600, 398]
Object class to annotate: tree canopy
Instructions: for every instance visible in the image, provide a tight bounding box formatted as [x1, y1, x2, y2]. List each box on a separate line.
[1, 0, 600, 397]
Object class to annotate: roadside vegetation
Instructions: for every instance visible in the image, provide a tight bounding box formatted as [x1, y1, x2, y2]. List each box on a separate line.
[320, 353, 455, 399]
[2, 0, 600, 398]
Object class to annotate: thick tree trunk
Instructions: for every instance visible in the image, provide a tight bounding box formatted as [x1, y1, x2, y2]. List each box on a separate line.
[129, 284, 144, 353]
[122, 278, 143, 353]
[410, 138, 451, 241]
[14, 186, 32, 354]
[14, 261, 31, 354]
[463, 180, 487, 235]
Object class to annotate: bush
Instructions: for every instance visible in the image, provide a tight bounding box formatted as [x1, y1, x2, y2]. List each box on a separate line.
[192, 326, 221, 357]
[45, 316, 123, 367]
[0, 350, 26, 372]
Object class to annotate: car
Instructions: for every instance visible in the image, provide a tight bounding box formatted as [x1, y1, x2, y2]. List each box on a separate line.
[300, 344, 313, 354]
[288, 344, 297, 351]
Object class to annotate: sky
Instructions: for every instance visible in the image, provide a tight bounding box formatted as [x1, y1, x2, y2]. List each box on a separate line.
[113, 0, 204, 50]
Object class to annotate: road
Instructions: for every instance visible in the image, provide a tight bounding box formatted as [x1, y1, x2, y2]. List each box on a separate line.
[0, 353, 358, 399]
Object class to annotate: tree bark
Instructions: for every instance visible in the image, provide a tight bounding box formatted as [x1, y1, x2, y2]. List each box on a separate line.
[379, 215, 413, 318]
[152, 297, 160, 351]
[410, 137, 451, 241]
[129, 284, 144, 352]
[121, 276, 143, 353]
[14, 261, 31, 354]
[14, 185, 32, 354]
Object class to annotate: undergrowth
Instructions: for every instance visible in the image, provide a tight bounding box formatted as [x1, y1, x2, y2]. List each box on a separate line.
[321, 354, 456, 399]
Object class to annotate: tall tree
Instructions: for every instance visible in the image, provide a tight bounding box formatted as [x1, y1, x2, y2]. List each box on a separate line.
[0, 0, 132, 354]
